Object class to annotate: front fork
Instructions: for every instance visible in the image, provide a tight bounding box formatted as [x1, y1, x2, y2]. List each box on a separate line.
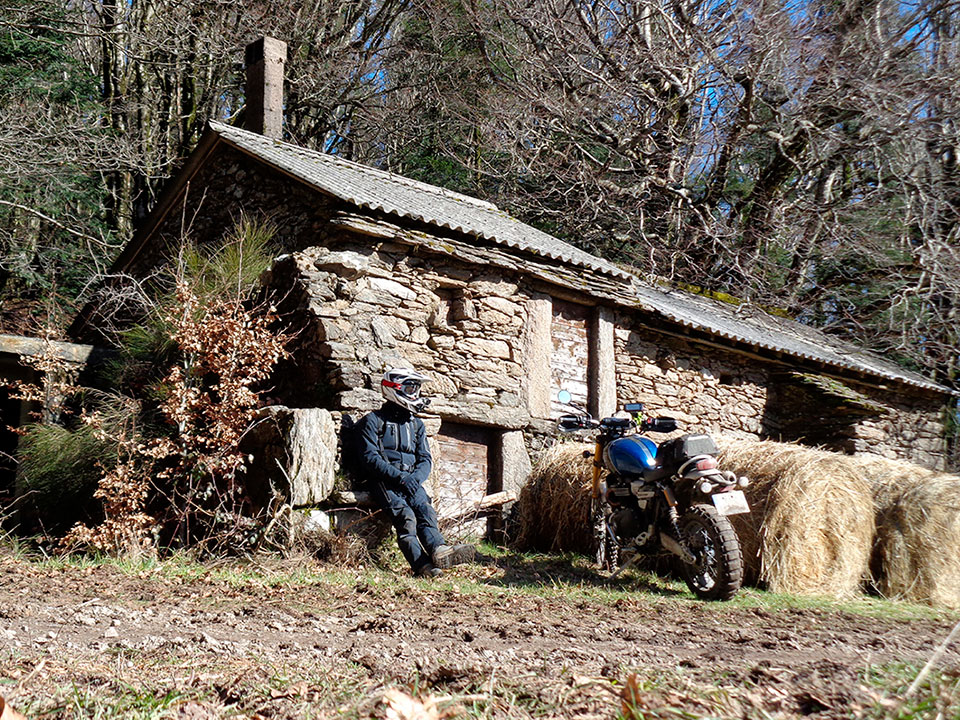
[591, 441, 603, 499]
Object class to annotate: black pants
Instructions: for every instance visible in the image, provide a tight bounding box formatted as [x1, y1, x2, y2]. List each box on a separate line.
[372, 481, 445, 572]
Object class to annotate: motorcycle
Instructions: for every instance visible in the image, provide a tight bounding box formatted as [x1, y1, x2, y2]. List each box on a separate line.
[556, 390, 751, 600]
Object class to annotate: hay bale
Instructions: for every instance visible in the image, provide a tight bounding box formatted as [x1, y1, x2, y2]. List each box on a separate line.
[717, 438, 874, 598]
[849, 454, 960, 609]
[511, 442, 594, 552]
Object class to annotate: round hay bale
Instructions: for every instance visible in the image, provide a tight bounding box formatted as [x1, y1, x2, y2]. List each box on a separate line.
[849, 454, 960, 609]
[717, 438, 874, 598]
[511, 441, 594, 553]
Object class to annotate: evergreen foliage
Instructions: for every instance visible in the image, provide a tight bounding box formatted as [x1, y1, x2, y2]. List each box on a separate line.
[0, 2, 112, 331]
[16, 421, 110, 532]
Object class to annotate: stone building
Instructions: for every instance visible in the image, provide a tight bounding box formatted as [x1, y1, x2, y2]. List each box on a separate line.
[72, 118, 957, 525]
[69, 39, 957, 529]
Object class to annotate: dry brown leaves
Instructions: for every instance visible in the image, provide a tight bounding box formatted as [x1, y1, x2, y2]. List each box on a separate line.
[64, 279, 290, 554]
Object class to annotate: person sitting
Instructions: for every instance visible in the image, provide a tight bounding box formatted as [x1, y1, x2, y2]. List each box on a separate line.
[356, 367, 475, 578]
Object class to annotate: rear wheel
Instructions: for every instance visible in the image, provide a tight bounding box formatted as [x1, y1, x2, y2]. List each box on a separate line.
[678, 503, 743, 600]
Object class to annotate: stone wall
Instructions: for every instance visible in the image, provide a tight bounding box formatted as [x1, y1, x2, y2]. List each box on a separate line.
[613, 315, 949, 469]
[266, 236, 951, 490]
[614, 318, 770, 439]
[766, 377, 948, 470]
[268, 242, 530, 424]
[124, 145, 341, 278]
[265, 240, 540, 517]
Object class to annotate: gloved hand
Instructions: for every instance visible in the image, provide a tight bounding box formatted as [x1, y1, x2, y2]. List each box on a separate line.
[399, 474, 420, 497]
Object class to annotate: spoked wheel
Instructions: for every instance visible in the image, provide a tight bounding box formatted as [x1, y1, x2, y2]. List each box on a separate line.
[678, 503, 743, 600]
[591, 497, 619, 572]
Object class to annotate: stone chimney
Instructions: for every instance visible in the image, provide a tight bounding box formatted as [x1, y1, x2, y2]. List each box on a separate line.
[245, 36, 287, 139]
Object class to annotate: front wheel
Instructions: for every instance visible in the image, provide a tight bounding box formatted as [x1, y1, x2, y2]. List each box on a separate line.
[591, 497, 619, 572]
[678, 504, 743, 601]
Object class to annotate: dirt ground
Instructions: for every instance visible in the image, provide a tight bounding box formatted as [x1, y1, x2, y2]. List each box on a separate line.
[1, 548, 958, 719]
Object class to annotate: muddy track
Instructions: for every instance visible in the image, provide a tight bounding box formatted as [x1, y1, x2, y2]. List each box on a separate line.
[1, 552, 957, 718]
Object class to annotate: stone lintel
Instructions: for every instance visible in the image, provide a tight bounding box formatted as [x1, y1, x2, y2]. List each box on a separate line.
[0, 334, 94, 365]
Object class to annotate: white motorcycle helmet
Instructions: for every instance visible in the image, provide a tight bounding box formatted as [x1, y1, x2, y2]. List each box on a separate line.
[381, 367, 430, 413]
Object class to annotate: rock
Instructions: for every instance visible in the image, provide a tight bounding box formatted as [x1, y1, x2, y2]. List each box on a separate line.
[287, 408, 338, 506]
[296, 508, 331, 532]
[369, 277, 417, 301]
[316, 318, 344, 341]
[501, 431, 533, 498]
[370, 317, 397, 347]
[410, 326, 430, 344]
[241, 406, 339, 508]
[480, 296, 518, 315]
[311, 249, 377, 278]
[427, 335, 456, 350]
[458, 338, 511, 359]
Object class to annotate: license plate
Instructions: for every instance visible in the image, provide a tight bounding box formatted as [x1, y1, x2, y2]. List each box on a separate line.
[712, 490, 750, 516]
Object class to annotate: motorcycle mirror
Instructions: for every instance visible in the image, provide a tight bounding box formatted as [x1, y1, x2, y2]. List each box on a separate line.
[557, 390, 572, 404]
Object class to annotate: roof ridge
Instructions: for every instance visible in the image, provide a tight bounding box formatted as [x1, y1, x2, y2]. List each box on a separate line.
[209, 121, 499, 212]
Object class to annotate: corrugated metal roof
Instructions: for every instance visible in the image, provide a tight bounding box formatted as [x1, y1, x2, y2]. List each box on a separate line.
[209, 121, 955, 396]
[628, 284, 952, 394]
[210, 122, 632, 280]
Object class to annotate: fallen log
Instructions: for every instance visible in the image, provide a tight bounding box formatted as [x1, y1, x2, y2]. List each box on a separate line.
[326, 490, 515, 516]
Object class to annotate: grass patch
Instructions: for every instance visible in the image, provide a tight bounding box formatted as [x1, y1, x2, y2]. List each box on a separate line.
[16, 680, 203, 720]
[861, 662, 960, 720]
[4, 536, 958, 624]
[723, 585, 958, 622]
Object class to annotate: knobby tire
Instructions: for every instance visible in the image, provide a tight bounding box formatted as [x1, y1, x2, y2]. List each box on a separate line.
[678, 503, 743, 601]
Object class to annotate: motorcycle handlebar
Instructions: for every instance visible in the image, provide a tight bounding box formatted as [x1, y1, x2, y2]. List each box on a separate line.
[555, 401, 678, 434]
[641, 417, 678, 433]
[557, 414, 599, 432]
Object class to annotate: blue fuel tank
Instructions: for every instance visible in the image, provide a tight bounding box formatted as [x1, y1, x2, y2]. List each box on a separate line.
[603, 435, 659, 476]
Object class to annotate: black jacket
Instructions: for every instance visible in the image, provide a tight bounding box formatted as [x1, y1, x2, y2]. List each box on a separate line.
[357, 402, 432, 490]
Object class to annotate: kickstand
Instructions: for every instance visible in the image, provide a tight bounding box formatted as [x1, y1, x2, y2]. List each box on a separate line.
[608, 551, 642, 580]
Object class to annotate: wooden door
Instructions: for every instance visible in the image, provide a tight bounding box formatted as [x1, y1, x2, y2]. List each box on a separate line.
[432, 422, 494, 539]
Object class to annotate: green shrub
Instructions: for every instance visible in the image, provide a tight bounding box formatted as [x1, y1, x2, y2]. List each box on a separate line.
[15, 421, 112, 532]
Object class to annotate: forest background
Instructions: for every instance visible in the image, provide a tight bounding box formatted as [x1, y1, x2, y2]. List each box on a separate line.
[1, 0, 958, 397]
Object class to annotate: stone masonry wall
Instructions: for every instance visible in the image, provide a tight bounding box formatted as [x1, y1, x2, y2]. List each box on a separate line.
[832, 384, 948, 470]
[265, 239, 539, 508]
[613, 313, 949, 468]
[269, 241, 530, 426]
[614, 317, 770, 440]
[125, 145, 340, 278]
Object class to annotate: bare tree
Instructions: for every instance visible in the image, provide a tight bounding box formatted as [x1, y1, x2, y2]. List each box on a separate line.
[373, 0, 960, 389]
